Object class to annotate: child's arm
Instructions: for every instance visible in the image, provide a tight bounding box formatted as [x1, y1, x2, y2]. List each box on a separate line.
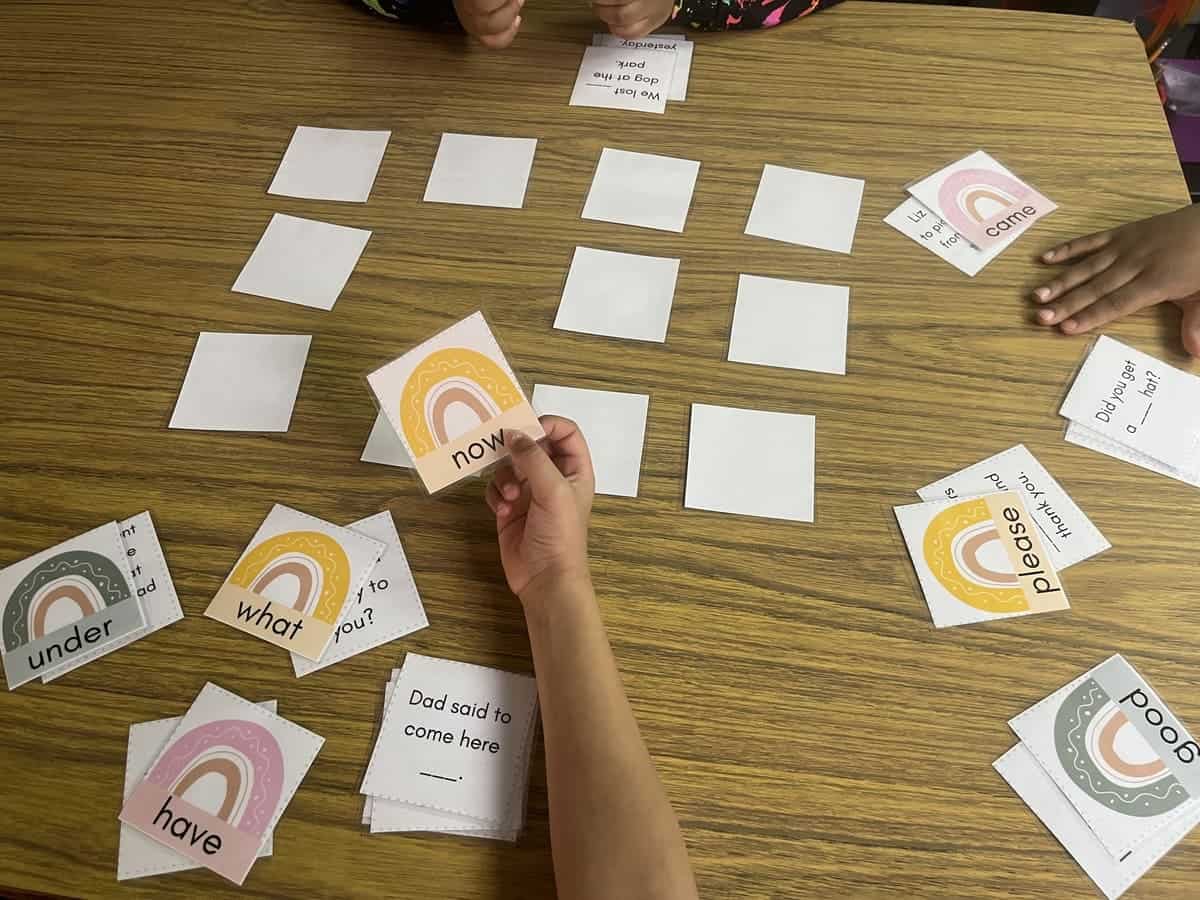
[593, 0, 842, 40]
[361, 0, 524, 48]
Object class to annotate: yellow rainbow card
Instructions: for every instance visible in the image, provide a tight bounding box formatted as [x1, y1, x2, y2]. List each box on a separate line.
[204, 505, 385, 661]
[366, 312, 544, 493]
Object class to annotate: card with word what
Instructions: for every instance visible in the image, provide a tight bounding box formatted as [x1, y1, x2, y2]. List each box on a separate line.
[1008, 655, 1200, 862]
[570, 45, 674, 114]
[291, 511, 427, 677]
[1059, 335, 1200, 479]
[907, 150, 1056, 251]
[366, 312, 544, 494]
[44, 510, 183, 683]
[118, 701, 278, 881]
[205, 504, 384, 661]
[884, 197, 1012, 277]
[120, 683, 323, 885]
[894, 491, 1069, 628]
[1, 521, 146, 690]
[360, 653, 539, 826]
[917, 445, 1109, 571]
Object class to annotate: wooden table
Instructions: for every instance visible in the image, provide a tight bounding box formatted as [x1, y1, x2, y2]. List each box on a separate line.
[1, 1, 1197, 897]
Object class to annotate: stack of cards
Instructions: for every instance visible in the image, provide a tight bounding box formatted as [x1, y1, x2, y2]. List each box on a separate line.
[884, 150, 1056, 276]
[119, 683, 323, 885]
[360, 653, 539, 842]
[1061, 335, 1200, 489]
[571, 33, 692, 114]
[996, 655, 1200, 899]
[1, 513, 182, 690]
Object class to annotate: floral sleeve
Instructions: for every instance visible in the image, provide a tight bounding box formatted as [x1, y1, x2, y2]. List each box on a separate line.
[673, 0, 843, 31]
[359, 0, 460, 28]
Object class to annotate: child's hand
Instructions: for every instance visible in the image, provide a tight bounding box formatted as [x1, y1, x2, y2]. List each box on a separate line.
[591, 0, 674, 40]
[453, 0, 524, 48]
[485, 416, 595, 602]
[1032, 203, 1200, 355]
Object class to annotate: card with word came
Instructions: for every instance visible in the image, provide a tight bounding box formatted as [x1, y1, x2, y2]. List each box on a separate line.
[290, 511, 427, 677]
[360, 653, 539, 827]
[205, 504, 385, 661]
[894, 491, 1069, 628]
[1008, 655, 1200, 862]
[907, 150, 1056, 251]
[0, 521, 146, 690]
[366, 312, 544, 494]
[120, 683, 323, 885]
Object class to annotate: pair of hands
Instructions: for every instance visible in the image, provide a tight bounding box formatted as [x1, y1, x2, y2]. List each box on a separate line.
[453, 0, 672, 48]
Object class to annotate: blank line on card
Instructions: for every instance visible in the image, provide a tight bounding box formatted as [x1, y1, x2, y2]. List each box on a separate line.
[420, 772, 462, 783]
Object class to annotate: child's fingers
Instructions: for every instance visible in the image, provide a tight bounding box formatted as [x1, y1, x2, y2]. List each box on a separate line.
[610, 15, 660, 38]
[475, 15, 521, 49]
[1060, 280, 1159, 335]
[1176, 299, 1200, 358]
[1041, 229, 1113, 264]
[1031, 250, 1117, 303]
[1036, 266, 1140, 326]
[592, 0, 650, 28]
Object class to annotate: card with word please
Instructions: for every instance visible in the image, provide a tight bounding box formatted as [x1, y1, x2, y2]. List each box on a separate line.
[205, 504, 385, 661]
[0, 521, 146, 690]
[1008, 655, 1200, 863]
[120, 683, 323, 885]
[894, 491, 1069, 628]
[366, 312, 544, 494]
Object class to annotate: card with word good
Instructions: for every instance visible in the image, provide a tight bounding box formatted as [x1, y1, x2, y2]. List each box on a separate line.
[44, 510, 183, 683]
[893, 491, 1069, 628]
[1008, 655, 1200, 862]
[118, 701, 277, 881]
[1065, 421, 1200, 490]
[0, 521, 146, 690]
[268, 126, 390, 203]
[120, 683, 323, 885]
[360, 654, 539, 827]
[883, 197, 1011, 277]
[582, 147, 700, 233]
[593, 34, 692, 101]
[728, 275, 849, 375]
[1059, 335, 1200, 479]
[553, 246, 680, 343]
[291, 511, 427, 676]
[917, 445, 1109, 571]
[744, 164, 864, 254]
[570, 45, 673, 113]
[907, 150, 1056, 251]
[423, 133, 538, 209]
[996, 742, 1200, 900]
[205, 504, 385, 661]
[366, 312, 544, 493]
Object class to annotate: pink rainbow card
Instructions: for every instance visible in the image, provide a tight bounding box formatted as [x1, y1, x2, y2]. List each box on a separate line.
[119, 683, 323, 885]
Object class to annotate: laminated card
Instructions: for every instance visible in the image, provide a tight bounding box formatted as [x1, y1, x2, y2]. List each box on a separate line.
[366, 312, 544, 493]
[205, 504, 385, 661]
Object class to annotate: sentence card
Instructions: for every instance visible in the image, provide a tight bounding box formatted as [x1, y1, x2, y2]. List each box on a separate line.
[728, 274, 849, 376]
[268, 126, 391, 203]
[907, 150, 1056, 251]
[360, 412, 414, 469]
[744, 164, 864, 254]
[1059, 336, 1200, 478]
[553, 246, 680, 343]
[0, 521, 145, 690]
[995, 743, 1200, 900]
[1008, 654, 1200, 861]
[1065, 421, 1200, 490]
[359, 653, 539, 825]
[593, 34, 692, 101]
[291, 511, 427, 676]
[582, 147, 700, 233]
[883, 197, 1011, 277]
[45, 510, 183, 683]
[423, 133, 537, 209]
[366, 311, 544, 493]
[120, 683, 323, 885]
[205, 504, 385, 661]
[118, 702, 277, 881]
[917, 445, 1109, 571]
[570, 45, 673, 114]
[893, 492, 1069, 628]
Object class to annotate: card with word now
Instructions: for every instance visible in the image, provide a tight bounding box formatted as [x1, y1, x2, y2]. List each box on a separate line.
[894, 491, 1069, 628]
[366, 312, 544, 494]
[120, 683, 323, 885]
[1000, 655, 1200, 897]
[205, 504, 385, 661]
[360, 653, 539, 835]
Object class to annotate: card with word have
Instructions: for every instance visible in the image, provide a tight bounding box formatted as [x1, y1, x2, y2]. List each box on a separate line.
[205, 504, 385, 661]
[120, 683, 323, 885]
[366, 312, 544, 494]
[894, 491, 1069, 628]
[1008, 655, 1200, 862]
[0, 521, 146, 690]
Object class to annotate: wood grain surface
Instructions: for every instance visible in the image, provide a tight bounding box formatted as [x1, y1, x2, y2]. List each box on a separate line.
[1, 1, 1197, 897]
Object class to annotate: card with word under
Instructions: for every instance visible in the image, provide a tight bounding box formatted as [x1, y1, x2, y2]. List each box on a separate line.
[894, 491, 1069, 628]
[0, 521, 147, 690]
[205, 504, 385, 661]
[366, 312, 544, 494]
[1008, 655, 1200, 863]
[120, 683, 323, 885]
[360, 653, 539, 829]
[907, 150, 1056, 251]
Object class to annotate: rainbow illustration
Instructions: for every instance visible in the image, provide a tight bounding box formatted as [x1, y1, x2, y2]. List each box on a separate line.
[146, 719, 284, 837]
[2, 550, 133, 651]
[399, 347, 523, 459]
[936, 166, 1035, 237]
[922, 499, 1027, 613]
[229, 531, 349, 624]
